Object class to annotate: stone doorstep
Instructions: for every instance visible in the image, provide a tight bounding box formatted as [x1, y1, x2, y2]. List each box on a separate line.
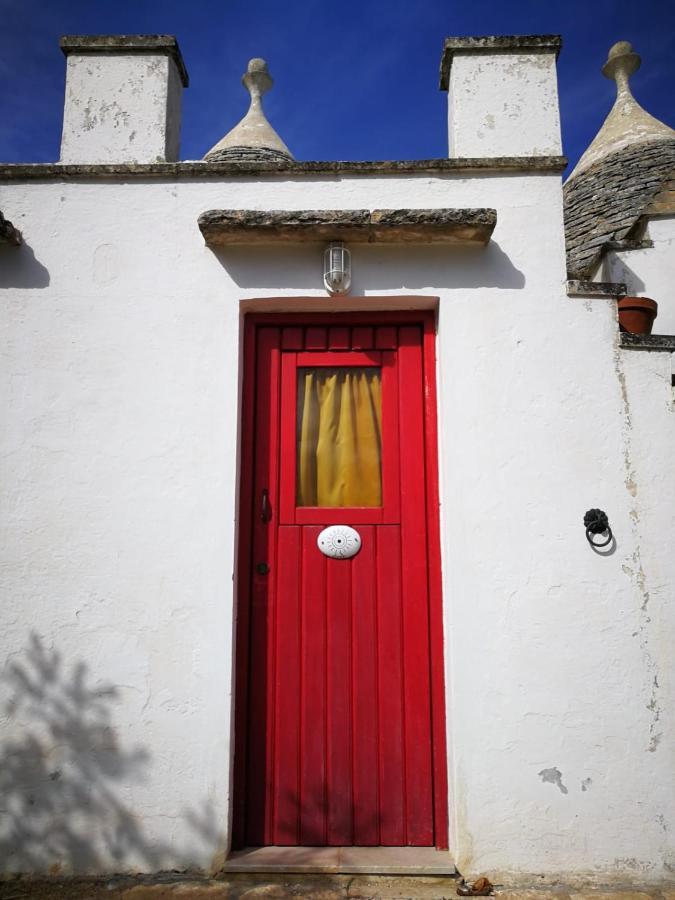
[223, 845, 457, 875]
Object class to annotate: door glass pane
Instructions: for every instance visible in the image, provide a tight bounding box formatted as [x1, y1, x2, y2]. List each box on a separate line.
[296, 367, 382, 507]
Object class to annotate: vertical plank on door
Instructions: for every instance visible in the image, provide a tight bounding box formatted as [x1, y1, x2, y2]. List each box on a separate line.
[351, 326, 374, 350]
[300, 526, 327, 845]
[398, 325, 434, 845]
[326, 556, 353, 845]
[351, 526, 379, 845]
[273, 526, 302, 844]
[328, 326, 350, 349]
[247, 326, 281, 846]
[376, 525, 406, 845]
[305, 326, 328, 350]
[375, 325, 397, 349]
[281, 326, 304, 350]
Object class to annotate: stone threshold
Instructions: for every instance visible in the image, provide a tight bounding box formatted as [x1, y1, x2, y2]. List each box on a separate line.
[198, 208, 496, 246]
[0, 155, 568, 181]
[223, 845, 457, 875]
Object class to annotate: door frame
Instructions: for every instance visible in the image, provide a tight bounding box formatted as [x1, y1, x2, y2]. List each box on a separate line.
[232, 309, 449, 850]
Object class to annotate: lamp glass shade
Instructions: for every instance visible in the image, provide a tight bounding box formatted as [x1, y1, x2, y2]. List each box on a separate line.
[323, 242, 351, 295]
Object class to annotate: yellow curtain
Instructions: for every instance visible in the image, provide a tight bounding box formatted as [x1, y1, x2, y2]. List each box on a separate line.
[296, 367, 382, 507]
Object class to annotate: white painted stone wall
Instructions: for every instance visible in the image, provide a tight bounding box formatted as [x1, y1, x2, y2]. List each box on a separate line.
[601, 216, 675, 335]
[447, 53, 562, 157]
[60, 53, 183, 163]
[1, 169, 674, 882]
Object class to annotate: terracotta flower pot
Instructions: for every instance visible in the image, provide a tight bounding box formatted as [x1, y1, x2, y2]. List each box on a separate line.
[618, 296, 658, 334]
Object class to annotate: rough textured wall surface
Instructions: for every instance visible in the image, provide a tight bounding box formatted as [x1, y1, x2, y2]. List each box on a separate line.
[602, 216, 675, 334]
[447, 53, 562, 158]
[1, 171, 674, 880]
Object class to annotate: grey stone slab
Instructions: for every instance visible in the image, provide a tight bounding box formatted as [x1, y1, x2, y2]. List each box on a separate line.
[338, 846, 456, 875]
[198, 207, 496, 246]
[222, 846, 456, 876]
[59, 35, 189, 86]
[224, 847, 340, 873]
[0, 156, 568, 182]
[567, 279, 626, 297]
[620, 332, 675, 352]
[440, 35, 562, 88]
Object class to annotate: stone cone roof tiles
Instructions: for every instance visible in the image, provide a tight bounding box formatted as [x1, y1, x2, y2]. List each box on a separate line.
[204, 58, 293, 163]
[564, 138, 675, 278]
[564, 41, 675, 277]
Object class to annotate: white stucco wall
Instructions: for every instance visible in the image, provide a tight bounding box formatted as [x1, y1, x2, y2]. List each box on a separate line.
[60, 54, 183, 163]
[447, 53, 562, 157]
[601, 216, 675, 335]
[1, 168, 674, 882]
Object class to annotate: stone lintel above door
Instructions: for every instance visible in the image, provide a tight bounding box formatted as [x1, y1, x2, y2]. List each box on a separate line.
[197, 207, 497, 246]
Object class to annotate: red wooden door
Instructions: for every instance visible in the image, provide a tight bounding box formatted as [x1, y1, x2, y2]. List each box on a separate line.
[234, 312, 447, 849]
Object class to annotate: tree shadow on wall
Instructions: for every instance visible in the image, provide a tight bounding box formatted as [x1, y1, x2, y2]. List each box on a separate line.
[0, 243, 50, 288]
[0, 634, 222, 875]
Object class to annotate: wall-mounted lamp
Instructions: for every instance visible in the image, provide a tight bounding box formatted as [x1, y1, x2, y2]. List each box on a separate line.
[323, 242, 351, 295]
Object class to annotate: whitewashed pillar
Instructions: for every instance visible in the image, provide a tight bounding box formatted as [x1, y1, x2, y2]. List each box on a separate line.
[440, 35, 563, 158]
[59, 35, 189, 164]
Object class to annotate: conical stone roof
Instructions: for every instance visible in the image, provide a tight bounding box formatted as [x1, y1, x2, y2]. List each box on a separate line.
[204, 58, 293, 163]
[563, 41, 675, 277]
[568, 41, 674, 181]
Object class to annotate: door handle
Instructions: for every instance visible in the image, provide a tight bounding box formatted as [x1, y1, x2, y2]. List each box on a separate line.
[260, 488, 270, 523]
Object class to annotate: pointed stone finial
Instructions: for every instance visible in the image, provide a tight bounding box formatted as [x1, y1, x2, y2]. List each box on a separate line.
[602, 40, 641, 88]
[203, 58, 293, 163]
[243, 57, 273, 100]
[567, 40, 675, 180]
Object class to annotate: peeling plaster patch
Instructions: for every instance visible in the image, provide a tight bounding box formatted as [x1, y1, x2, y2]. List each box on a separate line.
[538, 767, 568, 794]
[647, 676, 662, 752]
[648, 732, 662, 752]
[581, 777, 592, 792]
[614, 345, 662, 753]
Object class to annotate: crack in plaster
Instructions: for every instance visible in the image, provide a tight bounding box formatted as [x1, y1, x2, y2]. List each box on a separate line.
[613, 344, 663, 753]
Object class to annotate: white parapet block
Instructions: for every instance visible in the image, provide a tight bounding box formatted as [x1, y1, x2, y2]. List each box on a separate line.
[59, 35, 188, 164]
[440, 35, 563, 159]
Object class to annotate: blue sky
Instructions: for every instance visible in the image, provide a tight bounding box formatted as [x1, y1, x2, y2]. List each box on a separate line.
[1, 0, 673, 173]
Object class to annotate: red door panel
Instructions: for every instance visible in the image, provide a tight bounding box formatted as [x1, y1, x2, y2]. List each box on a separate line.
[234, 313, 448, 849]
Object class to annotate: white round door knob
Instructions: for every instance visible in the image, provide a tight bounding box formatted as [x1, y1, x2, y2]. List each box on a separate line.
[317, 525, 361, 559]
